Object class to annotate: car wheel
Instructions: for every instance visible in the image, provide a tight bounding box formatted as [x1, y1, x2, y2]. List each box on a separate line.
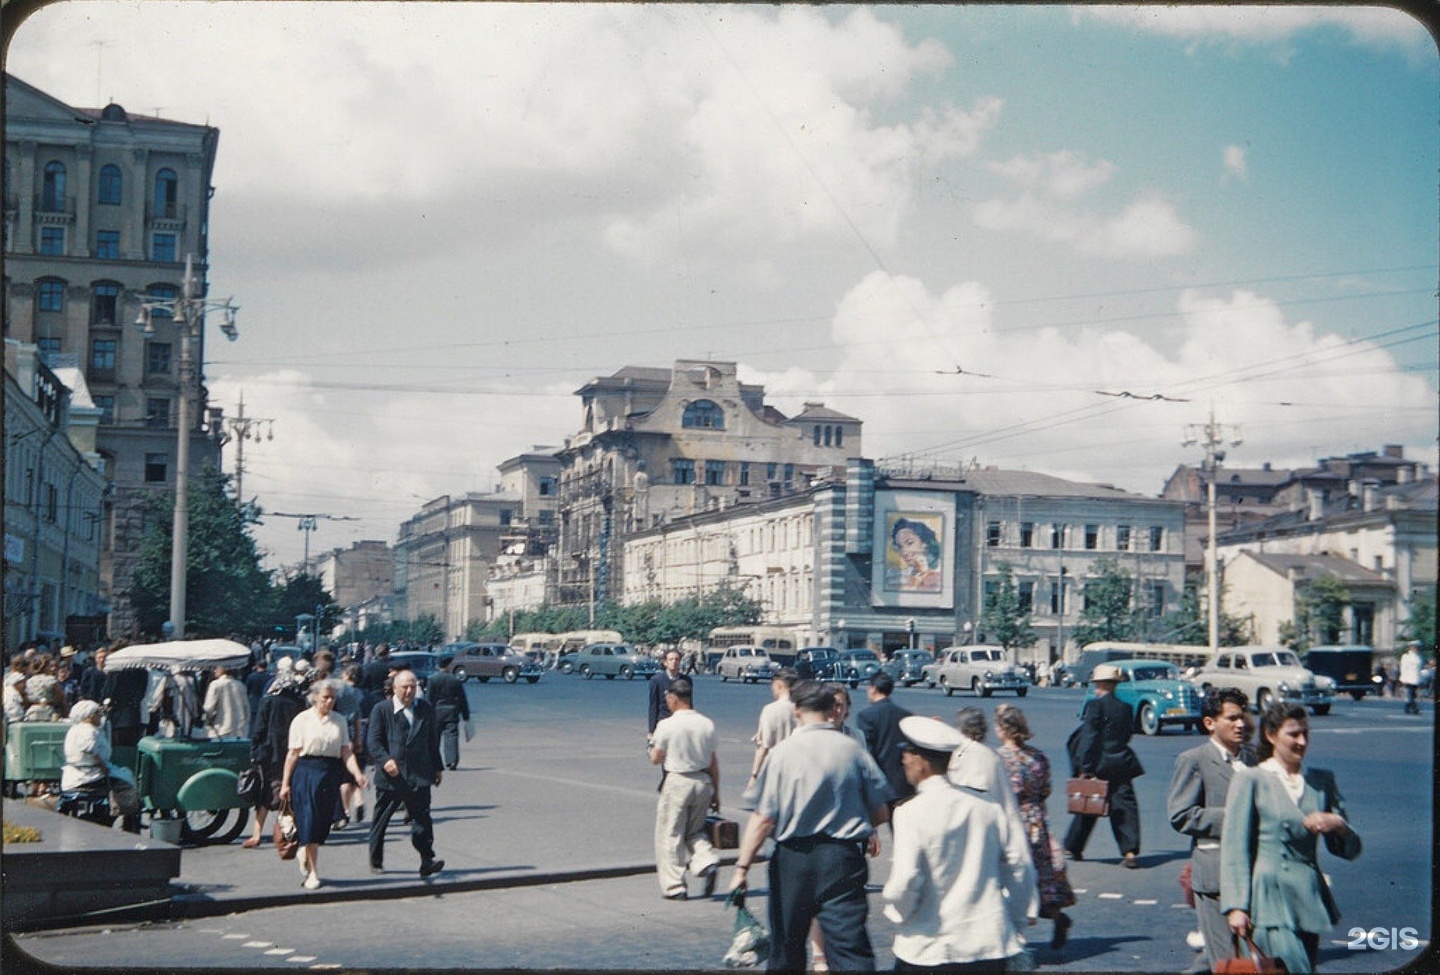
[502, 667, 519, 684]
[1256, 688, 1273, 712]
[1311, 704, 1331, 716]
[1349, 690, 1365, 702]
[605, 672, 616, 680]
[560, 661, 574, 675]
[525, 676, 540, 684]
[478, 675, 490, 683]
[1016, 687, 1028, 698]
[453, 666, 468, 681]
[720, 672, 729, 682]
[581, 664, 593, 680]
[619, 665, 633, 680]
[942, 676, 954, 697]
[1138, 702, 1161, 736]
[971, 678, 982, 696]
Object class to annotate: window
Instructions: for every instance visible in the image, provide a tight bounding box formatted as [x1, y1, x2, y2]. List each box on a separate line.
[783, 463, 794, 484]
[1148, 526, 1164, 552]
[986, 521, 1001, 547]
[144, 452, 168, 483]
[766, 462, 778, 482]
[705, 460, 726, 486]
[37, 336, 61, 356]
[94, 395, 115, 424]
[1148, 582, 1165, 615]
[1051, 523, 1066, 549]
[813, 425, 821, 446]
[152, 232, 177, 263]
[538, 476, 554, 496]
[37, 279, 65, 313]
[682, 400, 724, 429]
[147, 342, 172, 374]
[1018, 580, 1035, 613]
[1116, 525, 1132, 551]
[45, 484, 58, 523]
[154, 168, 178, 217]
[824, 426, 833, 446]
[1050, 578, 1065, 615]
[739, 462, 750, 487]
[98, 164, 123, 205]
[983, 579, 1000, 608]
[90, 338, 118, 379]
[95, 230, 120, 260]
[146, 284, 178, 318]
[41, 162, 66, 211]
[92, 283, 121, 324]
[39, 227, 64, 255]
[1020, 522, 1034, 547]
[672, 458, 695, 485]
[146, 398, 170, 428]
[1084, 524, 1099, 550]
[834, 426, 843, 447]
[499, 509, 512, 527]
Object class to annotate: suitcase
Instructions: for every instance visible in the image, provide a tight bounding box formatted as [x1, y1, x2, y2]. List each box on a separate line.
[1065, 777, 1110, 816]
[706, 815, 740, 850]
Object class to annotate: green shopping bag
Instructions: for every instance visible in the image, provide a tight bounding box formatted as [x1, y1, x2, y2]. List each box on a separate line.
[723, 887, 769, 968]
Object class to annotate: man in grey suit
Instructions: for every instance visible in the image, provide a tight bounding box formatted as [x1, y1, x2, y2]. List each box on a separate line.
[1167, 687, 1254, 971]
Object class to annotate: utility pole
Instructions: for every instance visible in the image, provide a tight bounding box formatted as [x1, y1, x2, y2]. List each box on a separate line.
[221, 391, 274, 503]
[270, 511, 359, 576]
[1183, 408, 1243, 652]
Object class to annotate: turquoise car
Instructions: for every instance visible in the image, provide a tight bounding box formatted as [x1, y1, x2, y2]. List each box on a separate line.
[1082, 658, 1203, 736]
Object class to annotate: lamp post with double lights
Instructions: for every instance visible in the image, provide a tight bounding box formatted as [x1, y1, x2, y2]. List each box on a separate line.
[132, 253, 240, 639]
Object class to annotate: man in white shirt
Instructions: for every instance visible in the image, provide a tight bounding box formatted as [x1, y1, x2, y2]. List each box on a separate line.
[648, 678, 720, 900]
[1398, 642, 1425, 714]
[884, 716, 1037, 973]
[202, 665, 250, 738]
[748, 669, 798, 784]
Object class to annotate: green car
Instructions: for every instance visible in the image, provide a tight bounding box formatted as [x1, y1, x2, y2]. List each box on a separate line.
[1082, 658, 1203, 736]
[564, 643, 660, 680]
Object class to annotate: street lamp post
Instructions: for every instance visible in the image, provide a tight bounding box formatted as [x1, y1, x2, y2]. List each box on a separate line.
[133, 253, 239, 639]
[1183, 408, 1242, 653]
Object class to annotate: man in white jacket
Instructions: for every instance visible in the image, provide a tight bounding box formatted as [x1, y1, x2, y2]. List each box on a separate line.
[202, 665, 249, 738]
[883, 716, 1037, 973]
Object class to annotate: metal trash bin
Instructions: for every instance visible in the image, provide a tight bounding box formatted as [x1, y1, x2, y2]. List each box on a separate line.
[135, 736, 252, 812]
[3, 722, 70, 794]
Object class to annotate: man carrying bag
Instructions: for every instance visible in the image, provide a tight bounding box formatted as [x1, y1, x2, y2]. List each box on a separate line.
[1063, 665, 1144, 868]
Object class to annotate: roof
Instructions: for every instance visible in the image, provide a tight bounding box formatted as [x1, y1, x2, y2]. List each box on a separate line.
[945, 468, 1154, 501]
[1216, 475, 1438, 542]
[788, 403, 860, 423]
[1236, 551, 1392, 587]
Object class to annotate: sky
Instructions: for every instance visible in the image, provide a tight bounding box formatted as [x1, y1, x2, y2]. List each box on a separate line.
[6, 3, 1437, 572]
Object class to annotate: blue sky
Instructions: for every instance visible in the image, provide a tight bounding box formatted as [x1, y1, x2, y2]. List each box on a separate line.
[7, 3, 1436, 568]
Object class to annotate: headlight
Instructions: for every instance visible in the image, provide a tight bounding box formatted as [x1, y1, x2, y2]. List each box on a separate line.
[983, 670, 993, 679]
[1278, 681, 1291, 692]
[1316, 676, 1336, 690]
[1163, 691, 1174, 700]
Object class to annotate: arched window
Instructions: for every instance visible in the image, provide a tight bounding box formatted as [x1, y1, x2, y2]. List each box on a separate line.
[682, 399, 724, 429]
[813, 425, 821, 445]
[41, 162, 67, 211]
[823, 426, 833, 446]
[98, 164, 123, 205]
[154, 168, 178, 217]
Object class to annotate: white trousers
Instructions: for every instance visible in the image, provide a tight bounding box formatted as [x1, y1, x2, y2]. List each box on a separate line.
[654, 771, 719, 895]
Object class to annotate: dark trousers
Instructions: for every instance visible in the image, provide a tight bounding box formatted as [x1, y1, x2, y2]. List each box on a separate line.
[895, 957, 1005, 974]
[1064, 778, 1139, 857]
[1403, 683, 1420, 713]
[767, 836, 873, 973]
[436, 709, 461, 769]
[367, 782, 436, 868]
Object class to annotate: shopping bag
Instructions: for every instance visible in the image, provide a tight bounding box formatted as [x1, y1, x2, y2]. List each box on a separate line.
[1065, 777, 1110, 816]
[235, 763, 265, 805]
[1213, 934, 1286, 974]
[723, 888, 769, 968]
[705, 815, 740, 850]
[274, 798, 299, 860]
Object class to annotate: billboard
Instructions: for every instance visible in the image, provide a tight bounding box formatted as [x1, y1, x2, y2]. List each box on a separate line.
[872, 490, 955, 608]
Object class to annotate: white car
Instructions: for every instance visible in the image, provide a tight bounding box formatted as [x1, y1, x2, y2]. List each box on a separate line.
[1190, 647, 1336, 715]
[922, 645, 1030, 698]
[715, 646, 778, 683]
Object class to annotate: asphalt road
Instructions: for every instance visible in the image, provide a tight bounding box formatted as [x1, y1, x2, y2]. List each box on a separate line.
[9, 675, 1434, 973]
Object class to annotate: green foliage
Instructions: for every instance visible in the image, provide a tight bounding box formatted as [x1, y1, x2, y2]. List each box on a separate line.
[270, 572, 340, 643]
[1400, 586, 1436, 649]
[409, 614, 444, 646]
[980, 563, 1036, 651]
[1282, 574, 1350, 650]
[1071, 557, 1138, 647]
[1158, 572, 1254, 646]
[128, 465, 273, 637]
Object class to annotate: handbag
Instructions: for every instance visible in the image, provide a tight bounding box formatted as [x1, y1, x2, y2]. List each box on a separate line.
[274, 798, 299, 860]
[235, 764, 265, 805]
[705, 814, 740, 850]
[1065, 776, 1110, 816]
[1213, 934, 1286, 974]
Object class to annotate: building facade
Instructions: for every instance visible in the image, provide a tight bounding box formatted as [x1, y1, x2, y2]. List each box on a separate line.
[4, 340, 108, 650]
[5, 74, 224, 637]
[556, 360, 860, 613]
[316, 540, 395, 635]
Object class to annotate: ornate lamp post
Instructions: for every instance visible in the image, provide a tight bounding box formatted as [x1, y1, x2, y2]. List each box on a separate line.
[133, 254, 239, 638]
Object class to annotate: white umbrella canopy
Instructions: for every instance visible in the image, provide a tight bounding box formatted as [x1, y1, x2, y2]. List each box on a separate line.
[104, 639, 251, 672]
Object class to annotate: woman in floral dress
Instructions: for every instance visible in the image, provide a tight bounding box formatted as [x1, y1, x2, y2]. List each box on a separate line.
[995, 703, 1076, 949]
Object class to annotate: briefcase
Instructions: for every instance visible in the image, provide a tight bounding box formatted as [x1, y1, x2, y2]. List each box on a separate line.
[1065, 777, 1110, 817]
[1213, 935, 1286, 974]
[706, 815, 740, 850]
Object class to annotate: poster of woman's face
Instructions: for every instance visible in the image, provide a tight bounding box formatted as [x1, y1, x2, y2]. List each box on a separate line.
[884, 513, 944, 593]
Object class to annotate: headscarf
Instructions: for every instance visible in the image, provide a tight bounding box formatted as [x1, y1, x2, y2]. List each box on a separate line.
[69, 699, 103, 723]
[267, 669, 306, 696]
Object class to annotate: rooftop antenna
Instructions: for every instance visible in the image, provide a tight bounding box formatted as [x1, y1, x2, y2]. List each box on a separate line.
[92, 40, 106, 105]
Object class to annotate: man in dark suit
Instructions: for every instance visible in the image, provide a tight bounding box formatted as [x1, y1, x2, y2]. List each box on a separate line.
[360, 644, 391, 696]
[855, 671, 914, 810]
[366, 668, 445, 877]
[1167, 687, 1255, 971]
[647, 649, 684, 737]
[425, 656, 470, 771]
[1064, 664, 1144, 866]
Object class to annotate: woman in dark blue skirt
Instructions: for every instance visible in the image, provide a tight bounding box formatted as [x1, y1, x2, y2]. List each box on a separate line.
[281, 680, 368, 889]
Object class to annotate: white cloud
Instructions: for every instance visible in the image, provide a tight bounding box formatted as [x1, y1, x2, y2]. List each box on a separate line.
[1073, 5, 1433, 57]
[1223, 144, 1248, 180]
[1078, 196, 1197, 260]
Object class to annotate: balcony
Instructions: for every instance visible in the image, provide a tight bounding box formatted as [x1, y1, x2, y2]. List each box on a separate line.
[34, 194, 75, 222]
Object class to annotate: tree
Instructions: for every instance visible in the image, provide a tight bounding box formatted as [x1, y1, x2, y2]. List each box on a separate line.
[1282, 574, 1350, 650]
[980, 563, 1036, 651]
[1159, 572, 1254, 646]
[129, 465, 273, 638]
[1071, 558, 1138, 647]
[408, 614, 444, 646]
[1400, 585, 1436, 649]
[270, 572, 340, 646]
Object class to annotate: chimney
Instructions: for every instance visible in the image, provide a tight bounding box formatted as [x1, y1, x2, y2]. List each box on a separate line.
[1383, 444, 1404, 459]
[1397, 465, 1413, 485]
[1362, 480, 1380, 512]
[1307, 489, 1324, 521]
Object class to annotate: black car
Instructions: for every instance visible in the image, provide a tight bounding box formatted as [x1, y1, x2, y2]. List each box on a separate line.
[794, 647, 841, 681]
[1303, 645, 1376, 700]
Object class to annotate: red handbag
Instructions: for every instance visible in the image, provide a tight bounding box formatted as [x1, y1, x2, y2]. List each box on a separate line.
[1065, 777, 1110, 816]
[1213, 934, 1286, 974]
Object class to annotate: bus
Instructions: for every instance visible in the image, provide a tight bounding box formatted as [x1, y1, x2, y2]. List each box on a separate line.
[1071, 642, 1216, 684]
[510, 629, 625, 667]
[707, 626, 806, 667]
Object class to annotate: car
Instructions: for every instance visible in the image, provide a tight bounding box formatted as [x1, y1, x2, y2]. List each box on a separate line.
[831, 649, 884, 687]
[922, 645, 1030, 697]
[794, 647, 841, 681]
[444, 641, 544, 685]
[1190, 647, 1336, 715]
[882, 649, 935, 687]
[563, 643, 659, 680]
[386, 650, 452, 690]
[1083, 658, 1204, 735]
[1302, 645, 1376, 700]
[715, 646, 778, 683]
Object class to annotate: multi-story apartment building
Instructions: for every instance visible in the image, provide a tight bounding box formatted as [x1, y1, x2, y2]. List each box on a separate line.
[620, 458, 1186, 666]
[4, 74, 224, 636]
[316, 540, 395, 635]
[4, 340, 108, 649]
[485, 450, 562, 625]
[556, 360, 860, 612]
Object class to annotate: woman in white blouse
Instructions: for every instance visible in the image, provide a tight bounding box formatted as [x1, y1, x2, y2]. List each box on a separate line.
[280, 680, 368, 890]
